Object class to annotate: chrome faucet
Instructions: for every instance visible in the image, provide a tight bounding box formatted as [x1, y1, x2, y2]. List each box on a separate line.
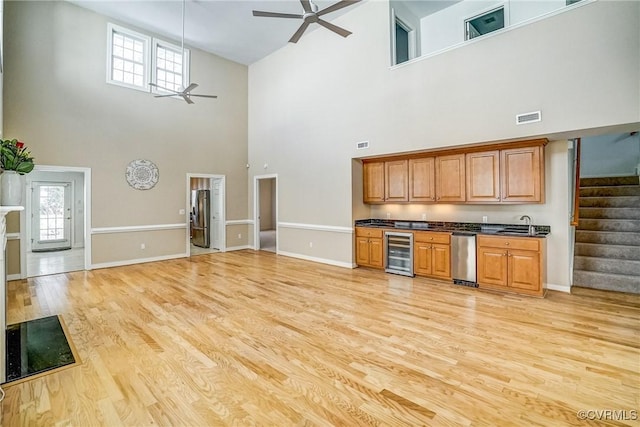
[520, 215, 536, 235]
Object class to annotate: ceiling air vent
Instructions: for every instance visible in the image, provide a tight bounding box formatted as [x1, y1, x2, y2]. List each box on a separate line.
[516, 111, 541, 125]
[356, 141, 370, 150]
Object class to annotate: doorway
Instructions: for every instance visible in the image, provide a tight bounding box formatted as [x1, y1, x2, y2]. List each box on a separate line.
[31, 181, 72, 252]
[254, 175, 277, 252]
[21, 166, 91, 278]
[187, 174, 225, 256]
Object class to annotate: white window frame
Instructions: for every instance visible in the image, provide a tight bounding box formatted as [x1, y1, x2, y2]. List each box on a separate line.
[464, 3, 509, 42]
[151, 38, 190, 94]
[106, 23, 151, 92]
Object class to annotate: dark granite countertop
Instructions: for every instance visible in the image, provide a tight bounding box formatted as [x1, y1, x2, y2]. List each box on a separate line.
[355, 219, 550, 238]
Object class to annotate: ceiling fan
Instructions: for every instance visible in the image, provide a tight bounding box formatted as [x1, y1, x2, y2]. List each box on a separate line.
[151, 0, 217, 104]
[252, 0, 362, 43]
[150, 82, 217, 105]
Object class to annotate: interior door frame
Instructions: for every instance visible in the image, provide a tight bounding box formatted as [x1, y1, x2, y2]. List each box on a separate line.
[186, 173, 226, 253]
[20, 165, 92, 279]
[253, 174, 278, 251]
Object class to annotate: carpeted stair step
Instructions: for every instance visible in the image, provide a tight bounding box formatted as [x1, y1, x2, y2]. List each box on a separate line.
[579, 196, 640, 208]
[577, 219, 640, 233]
[575, 231, 640, 246]
[574, 243, 640, 260]
[580, 186, 640, 197]
[573, 270, 640, 294]
[573, 256, 640, 276]
[579, 176, 640, 187]
[579, 207, 640, 220]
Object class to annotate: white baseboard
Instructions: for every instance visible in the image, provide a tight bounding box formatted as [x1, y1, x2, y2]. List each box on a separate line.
[7, 274, 22, 281]
[546, 283, 571, 293]
[277, 250, 356, 269]
[225, 245, 252, 252]
[91, 253, 187, 270]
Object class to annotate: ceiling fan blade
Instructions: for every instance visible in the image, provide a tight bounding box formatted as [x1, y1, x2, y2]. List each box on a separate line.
[253, 10, 303, 19]
[317, 0, 361, 17]
[154, 94, 178, 98]
[190, 94, 218, 98]
[183, 83, 199, 93]
[181, 94, 195, 104]
[300, 0, 312, 13]
[317, 19, 352, 38]
[289, 22, 310, 43]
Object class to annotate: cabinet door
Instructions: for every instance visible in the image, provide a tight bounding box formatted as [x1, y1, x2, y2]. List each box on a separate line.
[431, 243, 451, 279]
[356, 237, 371, 266]
[414, 242, 432, 276]
[501, 146, 544, 203]
[385, 160, 409, 202]
[409, 157, 435, 202]
[466, 150, 500, 203]
[436, 154, 466, 202]
[363, 162, 385, 203]
[477, 246, 508, 287]
[508, 249, 540, 291]
[369, 238, 384, 268]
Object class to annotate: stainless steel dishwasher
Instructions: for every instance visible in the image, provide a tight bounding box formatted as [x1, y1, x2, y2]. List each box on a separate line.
[451, 232, 478, 287]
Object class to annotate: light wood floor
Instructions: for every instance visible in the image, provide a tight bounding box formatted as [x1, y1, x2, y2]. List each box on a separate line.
[2, 251, 639, 426]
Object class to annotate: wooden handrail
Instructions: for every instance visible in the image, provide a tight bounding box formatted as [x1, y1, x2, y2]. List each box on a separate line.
[571, 138, 581, 226]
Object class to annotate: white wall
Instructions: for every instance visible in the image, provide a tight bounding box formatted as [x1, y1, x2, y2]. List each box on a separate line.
[581, 132, 640, 177]
[420, 0, 567, 55]
[248, 0, 639, 288]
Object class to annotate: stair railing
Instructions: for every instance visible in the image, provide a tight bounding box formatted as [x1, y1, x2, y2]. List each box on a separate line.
[571, 138, 581, 226]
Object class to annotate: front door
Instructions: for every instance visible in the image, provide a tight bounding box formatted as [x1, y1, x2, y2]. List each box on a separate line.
[31, 182, 72, 252]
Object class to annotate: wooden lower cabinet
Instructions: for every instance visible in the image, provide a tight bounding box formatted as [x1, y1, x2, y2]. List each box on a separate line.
[476, 235, 545, 296]
[414, 232, 451, 279]
[355, 227, 384, 269]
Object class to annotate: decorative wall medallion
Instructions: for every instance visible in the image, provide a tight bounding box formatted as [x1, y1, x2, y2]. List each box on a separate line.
[126, 159, 159, 190]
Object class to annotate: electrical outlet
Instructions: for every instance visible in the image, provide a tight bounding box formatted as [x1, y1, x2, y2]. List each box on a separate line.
[482, 216, 488, 223]
[141, 243, 145, 250]
[309, 242, 313, 248]
[386, 212, 391, 219]
[421, 213, 427, 220]
[238, 233, 242, 239]
[179, 209, 185, 215]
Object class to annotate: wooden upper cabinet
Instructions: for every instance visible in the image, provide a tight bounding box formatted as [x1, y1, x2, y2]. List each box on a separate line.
[363, 161, 385, 203]
[466, 150, 500, 203]
[362, 139, 545, 205]
[385, 160, 409, 202]
[435, 154, 466, 202]
[409, 157, 436, 202]
[501, 146, 544, 203]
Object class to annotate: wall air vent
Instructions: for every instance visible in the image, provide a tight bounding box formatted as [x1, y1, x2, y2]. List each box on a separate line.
[516, 111, 542, 125]
[356, 141, 370, 150]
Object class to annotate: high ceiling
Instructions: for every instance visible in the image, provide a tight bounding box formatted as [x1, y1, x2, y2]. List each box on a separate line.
[69, 0, 461, 65]
[69, 0, 367, 65]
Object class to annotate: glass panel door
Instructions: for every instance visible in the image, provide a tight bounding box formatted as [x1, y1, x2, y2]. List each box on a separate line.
[31, 182, 72, 252]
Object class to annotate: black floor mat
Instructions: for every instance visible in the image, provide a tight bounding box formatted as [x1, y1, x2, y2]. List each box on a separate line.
[5, 315, 76, 383]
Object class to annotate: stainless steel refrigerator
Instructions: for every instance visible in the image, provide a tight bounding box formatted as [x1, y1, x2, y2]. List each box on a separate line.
[191, 189, 210, 248]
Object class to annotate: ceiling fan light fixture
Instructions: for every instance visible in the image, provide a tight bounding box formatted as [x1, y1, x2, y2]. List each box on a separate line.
[252, 0, 361, 44]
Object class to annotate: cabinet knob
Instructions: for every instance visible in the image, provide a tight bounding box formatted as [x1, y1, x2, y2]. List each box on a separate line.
[505, 242, 510, 245]
[429, 237, 433, 240]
